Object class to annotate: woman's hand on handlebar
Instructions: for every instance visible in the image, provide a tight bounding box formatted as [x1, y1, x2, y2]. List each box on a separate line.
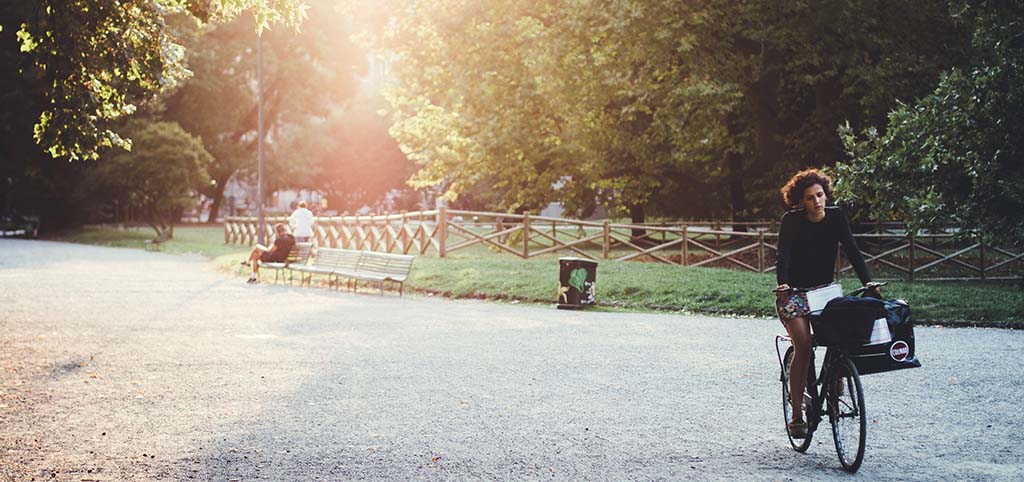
[851, 281, 887, 297]
[774, 283, 792, 301]
[865, 281, 883, 298]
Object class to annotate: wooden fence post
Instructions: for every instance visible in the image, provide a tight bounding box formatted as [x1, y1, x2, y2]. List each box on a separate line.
[356, 215, 363, 250]
[419, 211, 427, 254]
[522, 211, 531, 258]
[224, 220, 230, 244]
[714, 221, 721, 251]
[401, 211, 408, 253]
[979, 235, 986, 281]
[437, 206, 447, 258]
[603, 220, 610, 259]
[758, 231, 764, 272]
[681, 225, 689, 266]
[908, 231, 916, 281]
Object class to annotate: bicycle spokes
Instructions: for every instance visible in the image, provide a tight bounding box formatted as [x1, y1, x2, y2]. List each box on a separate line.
[829, 358, 866, 472]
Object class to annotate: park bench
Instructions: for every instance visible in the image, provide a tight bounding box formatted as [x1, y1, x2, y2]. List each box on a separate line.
[292, 248, 415, 295]
[292, 247, 362, 289]
[261, 242, 313, 284]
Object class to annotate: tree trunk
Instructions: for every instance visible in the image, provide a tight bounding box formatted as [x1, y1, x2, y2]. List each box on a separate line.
[628, 203, 652, 244]
[206, 175, 229, 224]
[725, 112, 748, 233]
[149, 222, 172, 242]
[148, 204, 172, 242]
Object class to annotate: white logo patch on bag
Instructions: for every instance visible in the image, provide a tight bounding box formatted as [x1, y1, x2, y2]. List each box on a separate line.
[890, 340, 910, 361]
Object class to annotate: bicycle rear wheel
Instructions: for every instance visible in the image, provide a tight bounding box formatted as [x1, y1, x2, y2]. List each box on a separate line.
[828, 357, 866, 472]
[782, 346, 812, 452]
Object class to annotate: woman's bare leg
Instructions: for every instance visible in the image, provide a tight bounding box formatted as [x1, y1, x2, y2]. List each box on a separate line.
[785, 316, 812, 422]
[248, 245, 269, 277]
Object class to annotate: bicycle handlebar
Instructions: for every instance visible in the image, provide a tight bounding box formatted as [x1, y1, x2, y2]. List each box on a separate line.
[773, 286, 809, 294]
[772, 281, 887, 296]
[848, 281, 887, 297]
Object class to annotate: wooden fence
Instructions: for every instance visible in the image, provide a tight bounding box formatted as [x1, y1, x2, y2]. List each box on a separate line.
[224, 208, 1022, 281]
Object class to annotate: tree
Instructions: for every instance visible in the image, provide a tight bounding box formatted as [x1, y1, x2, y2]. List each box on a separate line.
[14, 0, 306, 161]
[352, 0, 968, 225]
[163, 0, 365, 222]
[76, 119, 211, 240]
[834, 1, 1024, 246]
[273, 93, 415, 213]
[683, 0, 971, 221]
[1, 1, 92, 230]
[373, 0, 579, 214]
[358, 0, 721, 230]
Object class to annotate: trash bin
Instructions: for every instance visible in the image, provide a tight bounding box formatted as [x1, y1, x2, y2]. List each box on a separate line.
[557, 257, 597, 310]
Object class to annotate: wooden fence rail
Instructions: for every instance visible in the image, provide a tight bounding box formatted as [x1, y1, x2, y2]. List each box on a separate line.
[224, 209, 1022, 281]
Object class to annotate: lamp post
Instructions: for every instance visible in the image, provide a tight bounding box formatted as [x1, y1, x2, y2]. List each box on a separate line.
[256, 32, 266, 245]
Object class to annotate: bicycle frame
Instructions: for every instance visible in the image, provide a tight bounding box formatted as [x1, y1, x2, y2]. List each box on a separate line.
[774, 283, 884, 472]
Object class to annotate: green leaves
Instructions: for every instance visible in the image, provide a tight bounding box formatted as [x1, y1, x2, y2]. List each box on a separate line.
[216, 0, 309, 35]
[76, 119, 211, 238]
[834, 1, 1024, 246]
[17, 0, 307, 162]
[15, 24, 36, 52]
[350, 0, 969, 221]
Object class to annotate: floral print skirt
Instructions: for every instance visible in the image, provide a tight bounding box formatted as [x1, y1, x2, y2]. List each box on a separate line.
[776, 283, 833, 324]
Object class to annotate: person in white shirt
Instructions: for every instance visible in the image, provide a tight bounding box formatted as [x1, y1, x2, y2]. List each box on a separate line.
[289, 200, 315, 243]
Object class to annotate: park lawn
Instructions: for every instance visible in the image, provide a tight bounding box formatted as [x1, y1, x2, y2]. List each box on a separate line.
[52, 225, 1024, 327]
[407, 254, 1024, 327]
[48, 225, 249, 259]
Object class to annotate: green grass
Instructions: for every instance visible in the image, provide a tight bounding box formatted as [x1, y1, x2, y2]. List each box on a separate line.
[48, 225, 249, 258]
[409, 254, 1024, 326]
[50, 225, 1024, 327]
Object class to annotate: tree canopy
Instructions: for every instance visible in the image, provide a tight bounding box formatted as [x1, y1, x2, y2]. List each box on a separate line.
[163, 0, 366, 221]
[834, 0, 1024, 246]
[76, 119, 211, 239]
[353, 0, 969, 222]
[14, 0, 306, 161]
[3, 0, 1020, 242]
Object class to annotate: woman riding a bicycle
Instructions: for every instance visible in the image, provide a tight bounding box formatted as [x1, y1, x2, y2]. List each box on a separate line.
[775, 169, 878, 438]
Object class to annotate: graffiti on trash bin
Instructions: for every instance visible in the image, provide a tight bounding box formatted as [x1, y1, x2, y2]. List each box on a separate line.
[559, 267, 595, 304]
[568, 268, 587, 292]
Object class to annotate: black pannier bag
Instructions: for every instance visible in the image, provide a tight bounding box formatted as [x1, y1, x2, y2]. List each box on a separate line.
[812, 296, 921, 375]
[811, 296, 881, 346]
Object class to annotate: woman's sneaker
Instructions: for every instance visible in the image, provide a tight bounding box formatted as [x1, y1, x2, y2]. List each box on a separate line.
[246, 275, 258, 284]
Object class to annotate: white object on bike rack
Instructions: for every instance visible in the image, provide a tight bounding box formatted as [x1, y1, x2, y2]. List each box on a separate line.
[806, 284, 844, 313]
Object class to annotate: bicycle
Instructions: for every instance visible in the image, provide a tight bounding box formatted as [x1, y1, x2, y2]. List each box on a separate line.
[773, 282, 886, 473]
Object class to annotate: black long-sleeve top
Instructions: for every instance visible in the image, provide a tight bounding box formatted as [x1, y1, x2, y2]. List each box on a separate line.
[776, 207, 872, 288]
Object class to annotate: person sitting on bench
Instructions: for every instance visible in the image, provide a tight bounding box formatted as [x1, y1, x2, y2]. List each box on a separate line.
[243, 223, 296, 284]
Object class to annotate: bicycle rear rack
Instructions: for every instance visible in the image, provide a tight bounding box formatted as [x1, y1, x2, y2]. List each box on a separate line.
[775, 335, 791, 382]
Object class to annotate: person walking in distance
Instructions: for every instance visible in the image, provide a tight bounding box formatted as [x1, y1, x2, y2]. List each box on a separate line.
[289, 200, 315, 243]
[242, 223, 296, 283]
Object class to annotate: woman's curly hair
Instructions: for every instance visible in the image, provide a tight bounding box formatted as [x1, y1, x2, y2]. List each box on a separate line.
[781, 168, 834, 208]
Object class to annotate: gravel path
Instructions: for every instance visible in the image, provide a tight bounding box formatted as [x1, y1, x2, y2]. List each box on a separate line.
[1, 239, 1022, 481]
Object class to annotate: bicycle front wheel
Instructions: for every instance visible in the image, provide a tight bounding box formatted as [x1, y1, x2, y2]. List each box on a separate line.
[782, 346, 812, 452]
[828, 357, 866, 472]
